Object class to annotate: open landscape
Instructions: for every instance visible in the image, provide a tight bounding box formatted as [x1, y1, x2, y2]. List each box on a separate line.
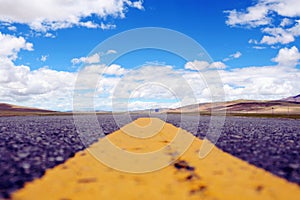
[2, 94, 300, 118]
[0, 95, 300, 198]
[0, 103, 58, 117]
[167, 94, 300, 118]
[1, 0, 300, 199]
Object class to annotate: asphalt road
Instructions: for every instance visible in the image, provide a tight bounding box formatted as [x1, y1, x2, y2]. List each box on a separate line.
[165, 115, 300, 185]
[0, 114, 299, 198]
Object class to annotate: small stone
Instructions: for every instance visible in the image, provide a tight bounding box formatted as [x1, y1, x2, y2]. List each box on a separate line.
[289, 163, 299, 169]
[55, 156, 64, 162]
[49, 157, 55, 162]
[22, 163, 30, 169]
[17, 152, 30, 158]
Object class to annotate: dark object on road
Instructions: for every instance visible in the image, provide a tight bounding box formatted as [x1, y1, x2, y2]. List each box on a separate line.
[174, 160, 195, 171]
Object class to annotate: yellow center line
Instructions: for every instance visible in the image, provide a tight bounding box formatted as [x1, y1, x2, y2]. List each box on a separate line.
[12, 118, 300, 200]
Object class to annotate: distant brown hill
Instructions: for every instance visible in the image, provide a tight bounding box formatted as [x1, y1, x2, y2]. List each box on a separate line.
[0, 103, 57, 116]
[281, 94, 300, 103]
[2, 94, 300, 117]
[167, 95, 300, 115]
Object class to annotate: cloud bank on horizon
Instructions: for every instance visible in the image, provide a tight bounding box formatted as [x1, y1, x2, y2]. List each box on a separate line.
[0, 0, 300, 111]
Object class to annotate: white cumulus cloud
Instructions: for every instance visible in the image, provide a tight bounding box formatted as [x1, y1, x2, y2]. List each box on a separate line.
[260, 21, 300, 45]
[104, 64, 126, 76]
[0, 32, 75, 110]
[260, 27, 295, 45]
[226, 0, 300, 45]
[0, 0, 144, 31]
[225, 2, 271, 27]
[272, 46, 300, 67]
[209, 62, 227, 69]
[280, 18, 293, 27]
[99, 22, 116, 30]
[1, 32, 300, 111]
[226, 0, 300, 27]
[223, 51, 242, 61]
[185, 60, 226, 71]
[71, 53, 101, 65]
[40, 55, 48, 62]
[0, 32, 33, 59]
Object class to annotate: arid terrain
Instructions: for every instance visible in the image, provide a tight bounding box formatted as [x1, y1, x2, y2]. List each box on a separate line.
[1, 94, 300, 118]
[0, 103, 59, 116]
[167, 94, 300, 118]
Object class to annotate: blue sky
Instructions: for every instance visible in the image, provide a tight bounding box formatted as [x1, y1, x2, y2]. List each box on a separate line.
[7, 0, 278, 70]
[0, 0, 300, 111]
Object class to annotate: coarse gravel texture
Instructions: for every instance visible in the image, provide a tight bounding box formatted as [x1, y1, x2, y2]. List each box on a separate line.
[0, 114, 299, 198]
[0, 114, 141, 199]
[165, 114, 300, 185]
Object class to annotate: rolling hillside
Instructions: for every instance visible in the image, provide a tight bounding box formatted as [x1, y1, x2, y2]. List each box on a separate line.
[0, 103, 57, 116]
[282, 94, 300, 103]
[1, 94, 300, 117]
[167, 95, 300, 115]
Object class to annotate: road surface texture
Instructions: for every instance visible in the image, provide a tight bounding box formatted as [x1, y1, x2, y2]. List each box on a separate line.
[165, 115, 300, 184]
[0, 114, 299, 198]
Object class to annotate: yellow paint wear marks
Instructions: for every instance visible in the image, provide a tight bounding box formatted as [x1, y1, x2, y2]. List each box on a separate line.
[12, 118, 300, 200]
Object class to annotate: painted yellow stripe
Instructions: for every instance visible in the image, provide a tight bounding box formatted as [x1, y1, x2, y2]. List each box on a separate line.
[12, 118, 300, 200]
